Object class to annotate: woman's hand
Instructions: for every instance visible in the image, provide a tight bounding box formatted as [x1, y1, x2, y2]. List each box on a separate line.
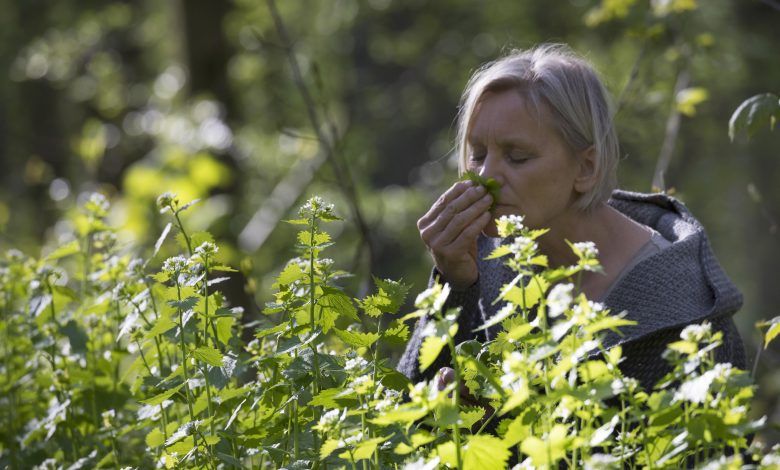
[418, 181, 493, 289]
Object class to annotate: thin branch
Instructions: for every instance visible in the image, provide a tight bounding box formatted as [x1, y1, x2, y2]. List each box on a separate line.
[759, 0, 780, 12]
[264, 0, 376, 275]
[652, 66, 689, 192]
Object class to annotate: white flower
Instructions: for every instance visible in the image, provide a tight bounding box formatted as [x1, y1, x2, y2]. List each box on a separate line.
[345, 356, 368, 372]
[573, 241, 598, 260]
[162, 255, 189, 273]
[318, 408, 343, 429]
[496, 214, 525, 238]
[194, 241, 219, 258]
[547, 283, 575, 318]
[414, 283, 451, 313]
[680, 323, 712, 342]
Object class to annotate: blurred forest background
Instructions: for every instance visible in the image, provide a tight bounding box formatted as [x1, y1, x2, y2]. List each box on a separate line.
[0, 0, 778, 439]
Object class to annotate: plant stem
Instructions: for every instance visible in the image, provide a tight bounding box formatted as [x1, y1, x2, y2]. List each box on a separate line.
[446, 337, 463, 470]
[176, 283, 197, 424]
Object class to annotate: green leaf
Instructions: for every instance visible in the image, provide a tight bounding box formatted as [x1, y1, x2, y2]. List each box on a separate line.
[44, 240, 80, 261]
[463, 435, 510, 470]
[255, 322, 288, 339]
[320, 438, 342, 459]
[370, 405, 428, 426]
[485, 245, 513, 260]
[341, 437, 388, 461]
[334, 328, 380, 348]
[141, 383, 184, 406]
[764, 316, 780, 348]
[729, 93, 780, 141]
[277, 262, 306, 285]
[418, 336, 446, 372]
[459, 407, 486, 430]
[521, 424, 569, 467]
[320, 287, 359, 323]
[382, 321, 410, 344]
[215, 316, 235, 346]
[360, 278, 411, 316]
[461, 170, 501, 210]
[146, 428, 165, 448]
[310, 387, 358, 408]
[144, 315, 176, 339]
[192, 346, 223, 367]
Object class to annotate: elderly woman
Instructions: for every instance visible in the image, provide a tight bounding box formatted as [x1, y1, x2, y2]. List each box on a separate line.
[398, 44, 745, 389]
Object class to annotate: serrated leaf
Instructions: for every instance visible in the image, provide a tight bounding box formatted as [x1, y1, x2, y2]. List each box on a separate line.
[141, 383, 184, 406]
[192, 346, 223, 367]
[370, 405, 428, 426]
[146, 428, 165, 448]
[144, 315, 176, 339]
[418, 336, 446, 372]
[461, 170, 501, 210]
[459, 407, 486, 429]
[485, 245, 513, 260]
[340, 437, 388, 461]
[277, 262, 306, 285]
[255, 322, 288, 339]
[463, 435, 510, 470]
[320, 438, 342, 459]
[44, 240, 81, 261]
[320, 287, 359, 322]
[334, 328, 380, 348]
[382, 321, 410, 344]
[310, 388, 358, 408]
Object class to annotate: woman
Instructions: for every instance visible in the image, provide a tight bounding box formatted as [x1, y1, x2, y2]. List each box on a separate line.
[398, 44, 746, 389]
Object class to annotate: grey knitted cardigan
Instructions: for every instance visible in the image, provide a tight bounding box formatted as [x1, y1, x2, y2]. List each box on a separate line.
[398, 190, 746, 388]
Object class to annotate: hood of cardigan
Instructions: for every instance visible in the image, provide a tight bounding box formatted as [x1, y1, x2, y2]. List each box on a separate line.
[602, 190, 743, 347]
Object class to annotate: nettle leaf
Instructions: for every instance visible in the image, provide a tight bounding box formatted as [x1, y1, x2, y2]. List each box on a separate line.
[763, 315, 780, 348]
[461, 170, 501, 210]
[418, 336, 446, 372]
[145, 314, 176, 339]
[459, 407, 486, 430]
[382, 321, 410, 344]
[146, 427, 165, 448]
[463, 435, 510, 470]
[277, 262, 306, 286]
[310, 387, 358, 408]
[320, 287, 359, 323]
[44, 239, 80, 261]
[729, 92, 780, 141]
[320, 438, 342, 459]
[339, 437, 388, 461]
[334, 328, 380, 348]
[297, 230, 331, 248]
[370, 405, 428, 426]
[141, 383, 184, 406]
[215, 316, 235, 346]
[360, 277, 411, 317]
[192, 346, 224, 367]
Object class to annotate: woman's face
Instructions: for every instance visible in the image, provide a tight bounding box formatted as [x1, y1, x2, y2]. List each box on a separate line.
[466, 90, 585, 237]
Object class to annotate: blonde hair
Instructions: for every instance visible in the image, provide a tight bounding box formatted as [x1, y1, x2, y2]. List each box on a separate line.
[455, 44, 619, 211]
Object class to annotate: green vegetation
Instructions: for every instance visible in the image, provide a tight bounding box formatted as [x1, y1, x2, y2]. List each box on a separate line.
[2, 195, 780, 468]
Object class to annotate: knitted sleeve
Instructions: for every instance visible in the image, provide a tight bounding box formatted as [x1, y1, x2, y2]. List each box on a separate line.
[397, 269, 482, 383]
[617, 315, 747, 390]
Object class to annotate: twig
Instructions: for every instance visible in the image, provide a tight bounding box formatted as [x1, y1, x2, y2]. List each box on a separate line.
[652, 66, 689, 192]
[759, 0, 780, 12]
[263, 0, 377, 276]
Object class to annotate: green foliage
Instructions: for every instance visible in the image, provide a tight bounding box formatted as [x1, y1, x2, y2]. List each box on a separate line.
[729, 93, 780, 141]
[461, 171, 502, 211]
[2, 194, 780, 469]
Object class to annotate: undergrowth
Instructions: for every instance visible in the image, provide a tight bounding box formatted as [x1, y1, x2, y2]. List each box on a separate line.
[1, 194, 779, 469]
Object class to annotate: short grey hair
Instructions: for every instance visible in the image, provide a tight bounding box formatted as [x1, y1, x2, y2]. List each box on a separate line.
[455, 44, 619, 211]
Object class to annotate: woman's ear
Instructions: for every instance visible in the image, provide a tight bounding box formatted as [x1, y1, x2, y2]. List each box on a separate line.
[574, 146, 597, 193]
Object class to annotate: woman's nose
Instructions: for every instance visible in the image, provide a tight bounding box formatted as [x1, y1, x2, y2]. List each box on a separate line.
[478, 153, 502, 183]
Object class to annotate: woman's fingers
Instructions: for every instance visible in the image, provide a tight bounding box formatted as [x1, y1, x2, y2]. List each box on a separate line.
[420, 184, 490, 245]
[417, 181, 472, 231]
[431, 194, 492, 248]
